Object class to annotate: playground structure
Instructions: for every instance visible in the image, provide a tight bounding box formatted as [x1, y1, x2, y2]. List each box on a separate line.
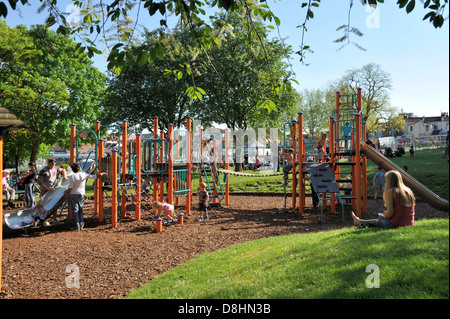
[5, 89, 447, 232]
[282, 89, 448, 221]
[68, 117, 233, 230]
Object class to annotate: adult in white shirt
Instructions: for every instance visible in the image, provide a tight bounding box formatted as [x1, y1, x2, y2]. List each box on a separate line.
[64, 163, 106, 230]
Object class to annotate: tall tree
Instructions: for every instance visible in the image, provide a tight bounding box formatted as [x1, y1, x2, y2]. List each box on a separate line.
[0, 22, 107, 163]
[334, 63, 393, 132]
[192, 11, 298, 131]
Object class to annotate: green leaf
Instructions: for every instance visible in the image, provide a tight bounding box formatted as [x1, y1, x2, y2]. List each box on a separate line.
[406, 0, 415, 13]
[137, 51, 148, 66]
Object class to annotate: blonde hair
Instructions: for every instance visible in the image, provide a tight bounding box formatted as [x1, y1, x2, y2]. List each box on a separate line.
[383, 170, 415, 206]
[153, 201, 161, 208]
[199, 182, 207, 189]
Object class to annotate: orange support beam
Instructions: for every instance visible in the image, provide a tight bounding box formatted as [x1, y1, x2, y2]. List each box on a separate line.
[297, 112, 304, 214]
[168, 124, 174, 205]
[224, 128, 230, 205]
[291, 121, 297, 210]
[70, 123, 77, 165]
[186, 118, 192, 215]
[111, 148, 118, 228]
[135, 133, 142, 220]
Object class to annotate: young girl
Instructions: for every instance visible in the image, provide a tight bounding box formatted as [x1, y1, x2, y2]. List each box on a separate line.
[352, 170, 415, 228]
[197, 182, 209, 221]
[153, 201, 174, 220]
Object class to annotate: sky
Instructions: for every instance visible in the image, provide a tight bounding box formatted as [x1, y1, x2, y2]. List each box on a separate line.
[3, 0, 449, 118]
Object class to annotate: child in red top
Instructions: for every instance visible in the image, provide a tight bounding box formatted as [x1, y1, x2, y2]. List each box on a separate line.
[153, 201, 174, 220]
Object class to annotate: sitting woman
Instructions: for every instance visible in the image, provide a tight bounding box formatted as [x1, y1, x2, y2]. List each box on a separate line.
[352, 170, 415, 228]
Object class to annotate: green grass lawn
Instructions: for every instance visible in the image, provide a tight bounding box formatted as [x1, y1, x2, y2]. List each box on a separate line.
[126, 219, 449, 299]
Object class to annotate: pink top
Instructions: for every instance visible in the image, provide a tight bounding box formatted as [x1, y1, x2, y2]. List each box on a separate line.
[161, 203, 174, 217]
[389, 188, 415, 227]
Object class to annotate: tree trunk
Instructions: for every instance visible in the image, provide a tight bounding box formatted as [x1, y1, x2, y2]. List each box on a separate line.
[30, 140, 40, 163]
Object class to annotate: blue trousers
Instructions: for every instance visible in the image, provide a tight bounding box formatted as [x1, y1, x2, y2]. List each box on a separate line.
[69, 194, 85, 227]
[25, 182, 35, 208]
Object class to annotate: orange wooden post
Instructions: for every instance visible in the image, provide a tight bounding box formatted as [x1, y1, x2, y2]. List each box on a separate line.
[357, 88, 362, 112]
[121, 120, 128, 217]
[70, 123, 77, 165]
[186, 118, 192, 215]
[224, 128, 230, 205]
[178, 212, 184, 225]
[69, 123, 77, 221]
[168, 124, 174, 205]
[156, 217, 163, 233]
[291, 121, 297, 210]
[355, 113, 362, 217]
[98, 139, 105, 223]
[135, 133, 142, 220]
[94, 121, 101, 216]
[297, 112, 304, 214]
[329, 117, 336, 213]
[111, 148, 118, 228]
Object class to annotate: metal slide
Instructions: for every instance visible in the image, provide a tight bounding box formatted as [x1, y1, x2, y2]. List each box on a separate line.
[360, 142, 449, 212]
[4, 160, 96, 230]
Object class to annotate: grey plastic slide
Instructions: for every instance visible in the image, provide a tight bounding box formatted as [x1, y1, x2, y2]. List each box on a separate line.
[4, 160, 96, 230]
[360, 142, 449, 212]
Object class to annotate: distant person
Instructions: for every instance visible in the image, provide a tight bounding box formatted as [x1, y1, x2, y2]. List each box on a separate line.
[316, 132, 329, 160]
[282, 148, 294, 186]
[37, 159, 67, 196]
[22, 162, 38, 208]
[37, 159, 67, 224]
[373, 166, 384, 200]
[343, 176, 352, 205]
[153, 201, 175, 221]
[341, 122, 353, 149]
[352, 170, 415, 228]
[197, 182, 209, 221]
[2, 170, 15, 206]
[409, 144, 414, 158]
[64, 163, 106, 231]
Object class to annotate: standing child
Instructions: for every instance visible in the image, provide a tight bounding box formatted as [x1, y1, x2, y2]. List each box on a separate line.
[409, 144, 414, 158]
[316, 132, 329, 162]
[197, 182, 209, 221]
[153, 201, 174, 220]
[282, 148, 294, 187]
[343, 176, 352, 205]
[373, 166, 384, 200]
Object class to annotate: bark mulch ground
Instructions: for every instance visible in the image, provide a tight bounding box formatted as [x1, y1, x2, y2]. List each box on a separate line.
[1, 195, 447, 299]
